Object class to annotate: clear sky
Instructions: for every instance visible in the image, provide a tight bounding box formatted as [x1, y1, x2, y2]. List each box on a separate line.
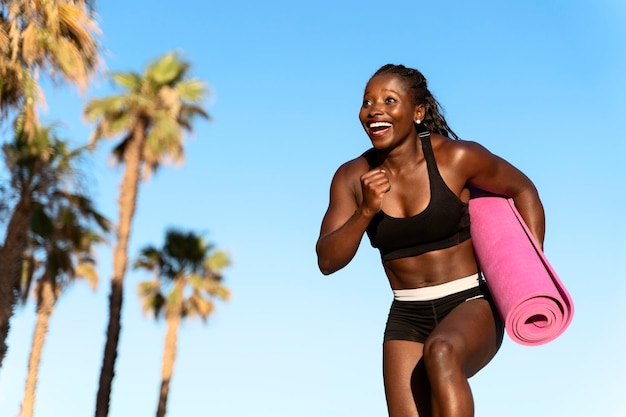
[1, 1, 625, 416]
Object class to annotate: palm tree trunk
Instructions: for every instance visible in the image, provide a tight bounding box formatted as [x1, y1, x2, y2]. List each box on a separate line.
[94, 126, 145, 417]
[0, 197, 32, 369]
[156, 315, 180, 417]
[20, 275, 55, 417]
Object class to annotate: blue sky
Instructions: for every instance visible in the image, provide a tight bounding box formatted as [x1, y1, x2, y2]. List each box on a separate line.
[1, 1, 625, 416]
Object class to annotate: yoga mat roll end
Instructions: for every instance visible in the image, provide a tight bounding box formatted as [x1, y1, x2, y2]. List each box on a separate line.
[469, 191, 574, 346]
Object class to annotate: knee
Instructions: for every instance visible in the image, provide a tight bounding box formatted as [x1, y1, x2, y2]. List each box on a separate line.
[423, 336, 462, 371]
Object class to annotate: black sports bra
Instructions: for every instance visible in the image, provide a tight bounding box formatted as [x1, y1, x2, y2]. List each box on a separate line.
[365, 131, 471, 261]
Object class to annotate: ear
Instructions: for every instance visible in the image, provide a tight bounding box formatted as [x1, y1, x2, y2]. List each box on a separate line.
[413, 104, 426, 123]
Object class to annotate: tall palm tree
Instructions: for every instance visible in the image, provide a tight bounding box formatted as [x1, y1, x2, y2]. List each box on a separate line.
[0, 122, 86, 367]
[0, 0, 100, 131]
[135, 229, 230, 417]
[85, 51, 211, 417]
[19, 192, 110, 417]
[0, 0, 101, 367]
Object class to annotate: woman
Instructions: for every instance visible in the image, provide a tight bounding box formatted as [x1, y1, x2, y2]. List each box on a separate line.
[316, 64, 545, 417]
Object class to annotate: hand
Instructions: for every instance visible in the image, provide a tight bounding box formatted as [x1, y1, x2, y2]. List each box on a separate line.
[360, 169, 391, 215]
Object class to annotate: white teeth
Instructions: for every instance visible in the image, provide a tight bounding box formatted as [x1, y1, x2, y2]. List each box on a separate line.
[370, 122, 392, 128]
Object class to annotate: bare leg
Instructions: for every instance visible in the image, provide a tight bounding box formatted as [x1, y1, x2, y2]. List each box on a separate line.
[383, 296, 503, 417]
[383, 340, 428, 417]
[423, 298, 503, 417]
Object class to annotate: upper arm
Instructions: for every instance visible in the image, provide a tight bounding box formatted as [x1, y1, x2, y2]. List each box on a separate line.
[318, 160, 362, 238]
[456, 140, 537, 198]
[454, 139, 545, 245]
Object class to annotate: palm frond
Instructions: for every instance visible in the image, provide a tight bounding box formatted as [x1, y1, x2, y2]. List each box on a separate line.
[148, 52, 188, 86]
[185, 294, 214, 321]
[175, 79, 209, 103]
[75, 260, 98, 290]
[111, 71, 142, 92]
[205, 250, 231, 274]
[134, 246, 163, 273]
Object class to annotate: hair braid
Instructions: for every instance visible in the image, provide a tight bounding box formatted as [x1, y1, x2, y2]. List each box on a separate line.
[372, 64, 460, 140]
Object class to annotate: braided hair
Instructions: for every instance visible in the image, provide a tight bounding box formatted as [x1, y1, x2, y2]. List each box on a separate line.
[372, 64, 460, 140]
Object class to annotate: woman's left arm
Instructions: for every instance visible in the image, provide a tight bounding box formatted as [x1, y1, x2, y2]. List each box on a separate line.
[457, 140, 546, 248]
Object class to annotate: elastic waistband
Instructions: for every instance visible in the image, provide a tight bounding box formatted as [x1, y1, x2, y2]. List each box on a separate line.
[392, 273, 480, 301]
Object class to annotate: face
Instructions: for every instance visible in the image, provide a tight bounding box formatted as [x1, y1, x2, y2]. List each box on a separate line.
[359, 74, 423, 147]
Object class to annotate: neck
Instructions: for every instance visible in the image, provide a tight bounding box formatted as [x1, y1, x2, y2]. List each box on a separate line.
[375, 134, 423, 173]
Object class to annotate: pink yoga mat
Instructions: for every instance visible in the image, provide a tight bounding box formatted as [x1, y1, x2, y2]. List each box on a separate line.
[469, 191, 574, 346]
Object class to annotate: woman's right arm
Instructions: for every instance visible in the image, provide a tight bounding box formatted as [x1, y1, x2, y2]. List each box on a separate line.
[316, 163, 390, 275]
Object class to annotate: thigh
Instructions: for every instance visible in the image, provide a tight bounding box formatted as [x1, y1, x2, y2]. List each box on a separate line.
[383, 340, 431, 417]
[426, 298, 503, 377]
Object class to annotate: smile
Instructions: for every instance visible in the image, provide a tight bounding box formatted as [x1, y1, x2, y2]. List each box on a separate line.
[369, 121, 392, 129]
[368, 121, 392, 136]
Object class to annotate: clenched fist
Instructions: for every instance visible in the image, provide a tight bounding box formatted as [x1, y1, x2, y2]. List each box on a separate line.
[360, 169, 391, 215]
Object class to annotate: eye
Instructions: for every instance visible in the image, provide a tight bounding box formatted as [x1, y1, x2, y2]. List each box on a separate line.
[362, 99, 372, 107]
[385, 96, 397, 104]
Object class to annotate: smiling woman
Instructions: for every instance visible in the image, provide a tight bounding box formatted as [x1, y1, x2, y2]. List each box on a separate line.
[316, 64, 546, 417]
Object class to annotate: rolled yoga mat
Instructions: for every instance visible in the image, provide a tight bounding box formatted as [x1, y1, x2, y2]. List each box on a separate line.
[469, 191, 574, 346]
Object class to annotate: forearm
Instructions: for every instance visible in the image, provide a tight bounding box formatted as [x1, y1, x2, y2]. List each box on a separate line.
[316, 207, 375, 275]
[512, 186, 546, 249]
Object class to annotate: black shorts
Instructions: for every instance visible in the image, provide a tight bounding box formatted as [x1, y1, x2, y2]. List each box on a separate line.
[383, 280, 503, 344]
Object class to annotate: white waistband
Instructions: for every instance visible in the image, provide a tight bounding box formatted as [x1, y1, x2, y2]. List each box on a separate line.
[392, 273, 480, 301]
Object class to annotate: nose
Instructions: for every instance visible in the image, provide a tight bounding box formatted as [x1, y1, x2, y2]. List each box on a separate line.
[367, 100, 384, 117]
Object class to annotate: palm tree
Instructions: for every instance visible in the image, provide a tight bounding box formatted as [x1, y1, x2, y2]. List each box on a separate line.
[135, 229, 230, 417]
[0, 122, 87, 367]
[0, 0, 101, 367]
[19, 192, 110, 417]
[0, 0, 100, 131]
[85, 51, 211, 417]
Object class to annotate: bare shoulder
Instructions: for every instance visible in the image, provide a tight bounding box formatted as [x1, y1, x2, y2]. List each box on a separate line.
[431, 133, 489, 156]
[430, 133, 494, 166]
[332, 151, 371, 184]
[324, 152, 372, 216]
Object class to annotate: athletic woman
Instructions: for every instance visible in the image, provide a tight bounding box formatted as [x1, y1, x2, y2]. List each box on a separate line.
[316, 64, 545, 417]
